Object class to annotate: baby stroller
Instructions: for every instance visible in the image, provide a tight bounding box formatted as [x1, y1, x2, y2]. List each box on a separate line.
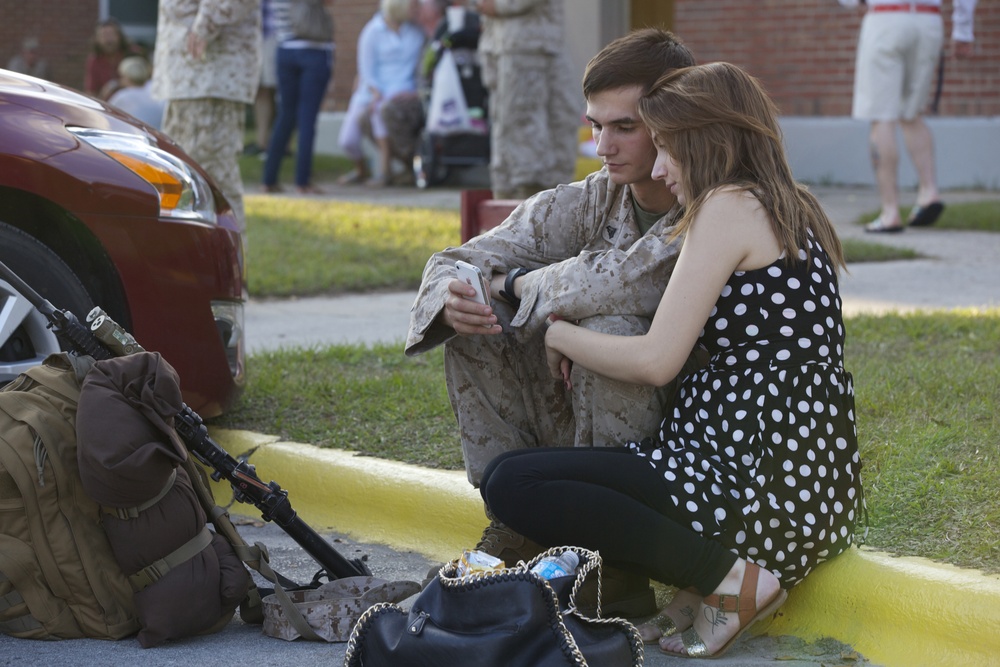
[413, 8, 490, 188]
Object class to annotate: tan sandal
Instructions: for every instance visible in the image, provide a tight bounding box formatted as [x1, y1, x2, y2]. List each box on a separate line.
[661, 562, 787, 659]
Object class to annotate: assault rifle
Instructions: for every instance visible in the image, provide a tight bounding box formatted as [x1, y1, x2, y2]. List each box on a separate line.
[0, 259, 371, 580]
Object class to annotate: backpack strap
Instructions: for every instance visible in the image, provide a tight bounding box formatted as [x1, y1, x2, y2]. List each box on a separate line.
[127, 525, 213, 592]
[0, 571, 43, 635]
[100, 469, 178, 520]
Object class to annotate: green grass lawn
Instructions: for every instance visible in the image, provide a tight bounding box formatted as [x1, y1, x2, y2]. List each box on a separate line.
[245, 197, 460, 297]
[243, 196, 969, 299]
[856, 200, 1000, 232]
[238, 151, 354, 187]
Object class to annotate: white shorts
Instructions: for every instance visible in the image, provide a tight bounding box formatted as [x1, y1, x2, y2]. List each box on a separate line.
[851, 12, 943, 121]
[260, 34, 279, 88]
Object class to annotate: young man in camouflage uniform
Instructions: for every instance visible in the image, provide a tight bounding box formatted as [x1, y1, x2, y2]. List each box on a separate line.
[406, 28, 696, 616]
[152, 0, 261, 244]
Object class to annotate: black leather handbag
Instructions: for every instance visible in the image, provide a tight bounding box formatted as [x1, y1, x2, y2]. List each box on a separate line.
[343, 547, 643, 667]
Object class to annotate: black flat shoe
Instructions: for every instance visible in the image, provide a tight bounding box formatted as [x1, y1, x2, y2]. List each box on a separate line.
[908, 202, 944, 227]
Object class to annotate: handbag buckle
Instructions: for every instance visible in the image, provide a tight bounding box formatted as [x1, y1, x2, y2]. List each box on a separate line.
[408, 610, 428, 635]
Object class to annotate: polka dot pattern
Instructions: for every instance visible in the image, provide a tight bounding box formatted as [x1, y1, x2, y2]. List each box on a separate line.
[627, 233, 862, 587]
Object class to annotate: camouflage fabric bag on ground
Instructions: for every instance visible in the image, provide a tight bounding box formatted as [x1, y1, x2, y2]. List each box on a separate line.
[0, 353, 139, 640]
[262, 576, 420, 642]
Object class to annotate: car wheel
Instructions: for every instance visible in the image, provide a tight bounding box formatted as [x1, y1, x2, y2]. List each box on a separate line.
[0, 221, 95, 384]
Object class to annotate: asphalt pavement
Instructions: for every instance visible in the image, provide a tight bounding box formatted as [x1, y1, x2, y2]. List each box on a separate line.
[4, 183, 999, 667]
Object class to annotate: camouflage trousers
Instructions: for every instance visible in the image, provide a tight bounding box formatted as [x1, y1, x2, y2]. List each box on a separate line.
[162, 98, 247, 237]
[480, 51, 579, 196]
[445, 309, 678, 486]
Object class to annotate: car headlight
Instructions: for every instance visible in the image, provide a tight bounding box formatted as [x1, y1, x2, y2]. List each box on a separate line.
[68, 127, 217, 224]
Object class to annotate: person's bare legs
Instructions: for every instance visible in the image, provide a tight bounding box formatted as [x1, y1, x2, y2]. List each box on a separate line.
[870, 120, 902, 227]
[900, 116, 940, 208]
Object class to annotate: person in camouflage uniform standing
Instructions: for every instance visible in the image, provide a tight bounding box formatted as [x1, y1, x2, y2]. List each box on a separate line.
[406, 29, 696, 617]
[474, 0, 580, 199]
[152, 0, 261, 243]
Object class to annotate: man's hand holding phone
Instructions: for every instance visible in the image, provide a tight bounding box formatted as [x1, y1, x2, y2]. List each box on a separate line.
[444, 261, 501, 335]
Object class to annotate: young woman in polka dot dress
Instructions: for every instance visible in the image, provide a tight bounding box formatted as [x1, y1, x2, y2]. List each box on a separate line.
[481, 62, 863, 659]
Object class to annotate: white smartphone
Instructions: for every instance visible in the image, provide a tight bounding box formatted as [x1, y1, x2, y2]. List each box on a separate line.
[455, 260, 491, 307]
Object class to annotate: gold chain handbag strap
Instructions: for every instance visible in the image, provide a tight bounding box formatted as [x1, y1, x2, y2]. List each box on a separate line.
[548, 546, 645, 667]
[345, 546, 644, 667]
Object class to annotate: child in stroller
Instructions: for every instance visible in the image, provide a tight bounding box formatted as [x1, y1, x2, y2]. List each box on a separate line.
[413, 4, 490, 188]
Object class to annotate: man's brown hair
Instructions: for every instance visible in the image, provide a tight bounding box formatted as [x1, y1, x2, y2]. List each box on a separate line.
[582, 28, 695, 99]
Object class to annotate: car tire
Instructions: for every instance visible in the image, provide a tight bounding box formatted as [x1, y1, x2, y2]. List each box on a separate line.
[0, 221, 95, 384]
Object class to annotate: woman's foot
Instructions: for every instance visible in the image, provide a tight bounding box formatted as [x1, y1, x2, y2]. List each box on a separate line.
[636, 587, 701, 644]
[864, 215, 905, 233]
[262, 183, 282, 194]
[365, 176, 390, 188]
[336, 169, 367, 186]
[659, 560, 786, 659]
[295, 184, 323, 195]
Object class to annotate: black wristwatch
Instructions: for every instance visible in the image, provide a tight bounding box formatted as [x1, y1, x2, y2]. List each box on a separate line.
[500, 267, 530, 308]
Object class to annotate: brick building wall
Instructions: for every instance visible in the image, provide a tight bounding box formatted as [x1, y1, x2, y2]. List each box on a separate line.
[328, 0, 377, 111]
[0, 0, 101, 93]
[2, 0, 997, 117]
[672, 0, 1000, 117]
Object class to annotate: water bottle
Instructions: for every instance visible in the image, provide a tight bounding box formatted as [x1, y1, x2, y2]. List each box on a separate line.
[530, 551, 579, 580]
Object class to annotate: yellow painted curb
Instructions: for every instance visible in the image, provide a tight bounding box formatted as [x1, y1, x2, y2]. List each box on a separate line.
[766, 547, 1000, 667]
[207, 429, 1000, 667]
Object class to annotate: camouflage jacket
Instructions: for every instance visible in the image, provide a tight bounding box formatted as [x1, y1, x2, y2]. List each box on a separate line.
[479, 0, 565, 56]
[405, 169, 684, 356]
[151, 0, 261, 104]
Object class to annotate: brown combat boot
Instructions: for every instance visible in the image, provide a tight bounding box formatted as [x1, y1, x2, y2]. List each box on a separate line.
[474, 517, 545, 567]
[423, 512, 545, 587]
[576, 565, 657, 619]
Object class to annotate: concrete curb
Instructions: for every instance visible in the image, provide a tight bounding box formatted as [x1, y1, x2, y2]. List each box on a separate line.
[210, 429, 1000, 667]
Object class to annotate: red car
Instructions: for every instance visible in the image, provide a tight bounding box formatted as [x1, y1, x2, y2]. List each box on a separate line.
[0, 69, 245, 417]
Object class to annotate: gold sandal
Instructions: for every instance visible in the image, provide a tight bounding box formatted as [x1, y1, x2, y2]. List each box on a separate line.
[636, 586, 700, 643]
[661, 562, 788, 659]
[637, 613, 679, 643]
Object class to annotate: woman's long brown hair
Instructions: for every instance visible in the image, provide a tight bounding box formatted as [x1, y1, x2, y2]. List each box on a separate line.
[638, 62, 846, 271]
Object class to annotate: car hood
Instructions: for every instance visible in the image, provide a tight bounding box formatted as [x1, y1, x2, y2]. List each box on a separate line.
[0, 68, 149, 138]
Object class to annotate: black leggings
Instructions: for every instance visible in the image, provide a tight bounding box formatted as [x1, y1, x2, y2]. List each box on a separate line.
[480, 447, 738, 595]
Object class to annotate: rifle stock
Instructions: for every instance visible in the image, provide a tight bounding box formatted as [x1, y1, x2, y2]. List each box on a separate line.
[0, 259, 370, 579]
